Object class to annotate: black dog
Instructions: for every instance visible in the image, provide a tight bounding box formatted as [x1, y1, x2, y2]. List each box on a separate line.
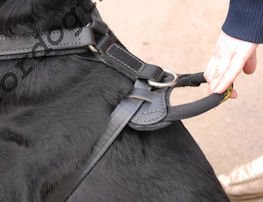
[0, 0, 229, 201]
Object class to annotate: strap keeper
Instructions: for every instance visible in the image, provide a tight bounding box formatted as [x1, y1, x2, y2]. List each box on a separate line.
[91, 16, 109, 35]
[96, 35, 118, 53]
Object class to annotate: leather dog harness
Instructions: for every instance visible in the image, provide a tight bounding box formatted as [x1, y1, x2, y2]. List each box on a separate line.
[0, 3, 233, 201]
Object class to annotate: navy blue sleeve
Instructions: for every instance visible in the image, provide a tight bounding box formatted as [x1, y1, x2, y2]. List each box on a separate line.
[222, 0, 263, 43]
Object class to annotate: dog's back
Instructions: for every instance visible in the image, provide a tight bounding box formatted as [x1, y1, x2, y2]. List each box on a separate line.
[0, 0, 229, 201]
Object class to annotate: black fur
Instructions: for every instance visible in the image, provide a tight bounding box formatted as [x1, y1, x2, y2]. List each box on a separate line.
[0, 0, 229, 201]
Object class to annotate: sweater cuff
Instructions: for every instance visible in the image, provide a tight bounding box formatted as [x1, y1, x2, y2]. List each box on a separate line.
[222, 0, 263, 44]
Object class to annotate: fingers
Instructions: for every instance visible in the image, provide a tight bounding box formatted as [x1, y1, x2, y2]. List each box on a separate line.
[205, 32, 258, 97]
[209, 52, 234, 92]
[213, 54, 246, 93]
[205, 56, 217, 83]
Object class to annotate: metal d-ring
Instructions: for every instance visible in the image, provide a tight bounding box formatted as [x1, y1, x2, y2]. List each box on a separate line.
[147, 69, 178, 88]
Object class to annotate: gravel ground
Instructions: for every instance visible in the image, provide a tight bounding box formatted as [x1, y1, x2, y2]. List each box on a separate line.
[97, 0, 263, 177]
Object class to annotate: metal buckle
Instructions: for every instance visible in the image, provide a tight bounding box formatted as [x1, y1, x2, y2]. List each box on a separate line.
[88, 45, 99, 53]
[88, 16, 110, 54]
[85, 23, 99, 53]
[148, 69, 178, 88]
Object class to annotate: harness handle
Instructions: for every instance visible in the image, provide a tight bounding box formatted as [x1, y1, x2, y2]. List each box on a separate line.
[164, 73, 233, 121]
[128, 72, 233, 131]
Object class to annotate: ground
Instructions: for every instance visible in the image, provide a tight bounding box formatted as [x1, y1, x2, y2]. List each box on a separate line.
[97, 0, 263, 179]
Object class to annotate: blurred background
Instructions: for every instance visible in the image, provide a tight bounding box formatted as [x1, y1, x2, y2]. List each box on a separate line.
[97, 0, 263, 176]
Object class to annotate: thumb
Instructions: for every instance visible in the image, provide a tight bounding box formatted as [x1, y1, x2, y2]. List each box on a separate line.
[243, 50, 257, 75]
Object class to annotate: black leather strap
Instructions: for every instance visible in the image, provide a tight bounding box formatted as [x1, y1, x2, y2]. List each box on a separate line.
[90, 10, 165, 83]
[45, 80, 150, 202]
[175, 72, 206, 87]
[0, 26, 95, 60]
[97, 42, 165, 82]
[164, 89, 232, 122]
[164, 73, 233, 121]
[0, 5, 166, 83]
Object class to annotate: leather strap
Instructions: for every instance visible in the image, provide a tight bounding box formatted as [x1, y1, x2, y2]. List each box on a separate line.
[97, 42, 165, 82]
[90, 11, 166, 82]
[0, 5, 166, 83]
[0, 26, 95, 60]
[175, 73, 206, 87]
[45, 80, 150, 202]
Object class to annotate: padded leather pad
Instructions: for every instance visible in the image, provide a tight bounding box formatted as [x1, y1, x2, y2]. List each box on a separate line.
[128, 85, 171, 131]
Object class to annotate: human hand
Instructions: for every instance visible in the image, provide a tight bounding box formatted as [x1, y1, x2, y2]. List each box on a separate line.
[204, 31, 258, 98]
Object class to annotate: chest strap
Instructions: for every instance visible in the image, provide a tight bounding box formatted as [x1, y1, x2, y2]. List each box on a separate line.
[45, 80, 150, 202]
